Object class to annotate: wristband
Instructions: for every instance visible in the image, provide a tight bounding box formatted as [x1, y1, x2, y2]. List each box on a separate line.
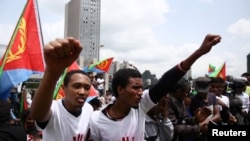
[178, 62, 188, 72]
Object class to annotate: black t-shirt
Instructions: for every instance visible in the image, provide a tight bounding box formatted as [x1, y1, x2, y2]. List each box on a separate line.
[190, 92, 217, 116]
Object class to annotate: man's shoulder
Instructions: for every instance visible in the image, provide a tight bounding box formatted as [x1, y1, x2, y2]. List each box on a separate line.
[83, 102, 94, 111]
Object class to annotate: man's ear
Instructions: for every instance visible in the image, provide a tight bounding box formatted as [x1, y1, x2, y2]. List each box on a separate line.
[117, 86, 124, 97]
[62, 84, 66, 91]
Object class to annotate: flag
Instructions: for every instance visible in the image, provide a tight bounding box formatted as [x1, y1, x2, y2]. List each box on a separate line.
[217, 62, 226, 80]
[86, 85, 99, 102]
[54, 61, 98, 100]
[209, 62, 226, 80]
[84, 57, 113, 73]
[0, 0, 44, 99]
[19, 90, 28, 113]
[208, 64, 216, 75]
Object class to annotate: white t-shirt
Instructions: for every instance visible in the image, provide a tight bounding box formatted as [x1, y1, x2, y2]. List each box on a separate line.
[145, 114, 174, 141]
[26, 92, 32, 108]
[96, 78, 105, 90]
[216, 95, 230, 111]
[89, 90, 156, 141]
[236, 92, 250, 113]
[36, 99, 94, 141]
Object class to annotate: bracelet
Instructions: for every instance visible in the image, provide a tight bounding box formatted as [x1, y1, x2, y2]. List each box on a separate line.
[178, 62, 188, 72]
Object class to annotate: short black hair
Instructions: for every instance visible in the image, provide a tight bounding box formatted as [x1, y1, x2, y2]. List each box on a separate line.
[210, 77, 225, 83]
[112, 68, 141, 97]
[88, 97, 102, 108]
[63, 70, 89, 86]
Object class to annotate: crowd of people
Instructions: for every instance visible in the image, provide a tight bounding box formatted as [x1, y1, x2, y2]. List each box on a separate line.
[0, 34, 250, 141]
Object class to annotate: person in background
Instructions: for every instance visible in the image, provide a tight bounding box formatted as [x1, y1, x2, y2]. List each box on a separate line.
[209, 77, 237, 125]
[104, 90, 113, 105]
[30, 37, 94, 141]
[21, 87, 33, 109]
[21, 108, 42, 141]
[96, 73, 105, 97]
[145, 96, 174, 141]
[241, 72, 250, 96]
[184, 93, 193, 118]
[0, 99, 27, 141]
[229, 77, 250, 125]
[7, 97, 21, 126]
[166, 78, 210, 141]
[9, 87, 19, 116]
[88, 97, 103, 111]
[88, 72, 98, 89]
[88, 34, 221, 141]
[189, 77, 221, 141]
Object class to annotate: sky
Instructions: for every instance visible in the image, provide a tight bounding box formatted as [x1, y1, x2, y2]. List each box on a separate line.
[0, 0, 249, 79]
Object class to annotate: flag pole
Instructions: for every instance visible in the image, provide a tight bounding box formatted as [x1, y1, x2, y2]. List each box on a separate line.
[34, 0, 46, 71]
[0, 1, 29, 79]
[53, 68, 68, 99]
[34, 0, 44, 47]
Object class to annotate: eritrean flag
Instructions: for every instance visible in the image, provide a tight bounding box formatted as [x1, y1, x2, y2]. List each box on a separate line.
[0, 0, 45, 99]
[209, 62, 226, 80]
[84, 57, 114, 73]
[208, 64, 216, 75]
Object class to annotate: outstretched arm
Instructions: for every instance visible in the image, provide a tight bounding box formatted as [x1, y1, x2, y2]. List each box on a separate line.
[150, 34, 221, 103]
[179, 34, 221, 71]
[30, 37, 82, 122]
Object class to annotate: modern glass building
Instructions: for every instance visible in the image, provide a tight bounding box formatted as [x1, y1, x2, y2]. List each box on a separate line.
[65, 0, 101, 67]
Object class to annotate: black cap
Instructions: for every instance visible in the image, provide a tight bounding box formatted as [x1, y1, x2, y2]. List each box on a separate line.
[194, 77, 211, 93]
[170, 78, 189, 92]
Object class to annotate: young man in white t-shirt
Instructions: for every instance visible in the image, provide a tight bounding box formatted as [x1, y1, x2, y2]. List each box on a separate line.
[96, 73, 105, 97]
[88, 34, 222, 141]
[30, 38, 94, 141]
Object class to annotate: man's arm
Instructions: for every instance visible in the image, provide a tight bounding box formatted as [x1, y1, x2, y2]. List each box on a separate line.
[149, 34, 221, 103]
[209, 105, 221, 123]
[179, 34, 221, 71]
[30, 37, 82, 122]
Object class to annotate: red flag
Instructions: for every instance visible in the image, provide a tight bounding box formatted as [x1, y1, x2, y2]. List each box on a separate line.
[20, 89, 28, 113]
[84, 57, 114, 73]
[55, 86, 65, 100]
[0, 0, 44, 99]
[217, 62, 226, 80]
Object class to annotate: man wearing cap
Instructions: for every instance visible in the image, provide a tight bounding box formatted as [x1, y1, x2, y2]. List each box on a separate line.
[230, 77, 250, 125]
[166, 78, 210, 141]
[189, 77, 221, 140]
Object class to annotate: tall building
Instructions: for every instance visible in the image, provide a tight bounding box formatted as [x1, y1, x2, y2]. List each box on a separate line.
[247, 53, 250, 73]
[65, 0, 101, 67]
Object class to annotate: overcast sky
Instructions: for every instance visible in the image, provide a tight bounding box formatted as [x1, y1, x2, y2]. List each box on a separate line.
[0, 0, 249, 78]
